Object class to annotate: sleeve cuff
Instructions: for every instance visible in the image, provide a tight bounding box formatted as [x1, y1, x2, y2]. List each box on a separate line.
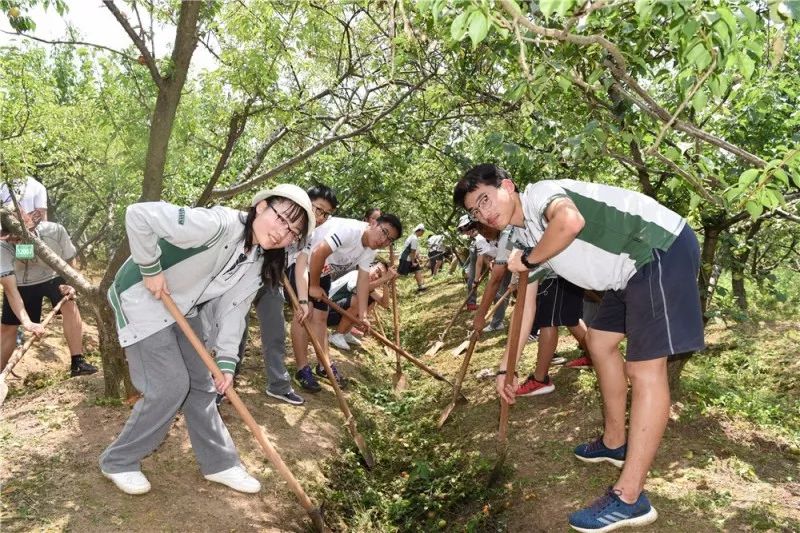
[216, 358, 238, 375]
[138, 260, 163, 277]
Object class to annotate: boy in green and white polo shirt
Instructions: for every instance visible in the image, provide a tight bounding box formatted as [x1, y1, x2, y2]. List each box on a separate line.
[454, 164, 703, 532]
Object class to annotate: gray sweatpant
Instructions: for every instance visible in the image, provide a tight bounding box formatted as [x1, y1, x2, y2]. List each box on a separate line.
[254, 285, 293, 395]
[99, 316, 240, 475]
[490, 271, 512, 328]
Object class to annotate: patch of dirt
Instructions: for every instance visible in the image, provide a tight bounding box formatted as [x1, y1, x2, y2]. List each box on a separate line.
[0, 317, 349, 532]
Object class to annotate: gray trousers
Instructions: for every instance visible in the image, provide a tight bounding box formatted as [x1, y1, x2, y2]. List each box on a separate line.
[465, 247, 478, 305]
[490, 271, 512, 328]
[100, 316, 240, 475]
[253, 285, 293, 395]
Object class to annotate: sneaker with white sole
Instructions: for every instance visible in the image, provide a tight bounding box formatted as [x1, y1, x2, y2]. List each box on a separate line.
[329, 332, 350, 351]
[204, 466, 261, 493]
[102, 470, 151, 495]
[516, 374, 555, 396]
[574, 436, 627, 468]
[482, 323, 504, 333]
[569, 487, 657, 532]
[343, 332, 362, 346]
[266, 389, 305, 406]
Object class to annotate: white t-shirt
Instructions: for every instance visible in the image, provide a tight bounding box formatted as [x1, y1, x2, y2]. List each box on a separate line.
[517, 179, 685, 290]
[0, 177, 47, 213]
[403, 234, 419, 252]
[427, 234, 445, 253]
[474, 234, 498, 258]
[304, 217, 375, 280]
[329, 270, 359, 300]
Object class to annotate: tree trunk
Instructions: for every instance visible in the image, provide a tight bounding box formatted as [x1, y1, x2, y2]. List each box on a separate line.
[667, 356, 690, 396]
[90, 297, 134, 399]
[699, 224, 721, 321]
[731, 261, 747, 311]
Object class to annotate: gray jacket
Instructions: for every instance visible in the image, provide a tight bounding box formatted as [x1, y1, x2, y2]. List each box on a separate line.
[108, 202, 264, 373]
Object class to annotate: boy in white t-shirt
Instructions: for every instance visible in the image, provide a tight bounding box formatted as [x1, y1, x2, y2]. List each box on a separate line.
[1, 176, 48, 224]
[301, 213, 403, 390]
[327, 258, 397, 351]
[398, 223, 427, 291]
[454, 163, 703, 532]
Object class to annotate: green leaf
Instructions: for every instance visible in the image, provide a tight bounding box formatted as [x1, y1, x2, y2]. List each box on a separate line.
[745, 200, 763, 219]
[716, 6, 737, 33]
[467, 10, 489, 49]
[686, 42, 712, 70]
[634, 0, 654, 20]
[773, 168, 789, 185]
[739, 168, 760, 187]
[450, 10, 470, 42]
[539, 0, 560, 18]
[738, 52, 755, 80]
[740, 5, 758, 29]
[692, 89, 707, 113]
[557, 75, 571, 91]
[791, 170, 800, 188]
[689, 192, 701, 210]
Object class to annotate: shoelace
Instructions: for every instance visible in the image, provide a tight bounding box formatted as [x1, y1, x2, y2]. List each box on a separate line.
[587, 487, 621, 515]
[586, 437, 606, 453]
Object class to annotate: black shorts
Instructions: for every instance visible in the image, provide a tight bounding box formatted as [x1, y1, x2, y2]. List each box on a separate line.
[286, 265, 332, 312]
[531, 277, 584, 331]
[326, 294, 352, 327]
[398, 259, 420, 275]
[590, 224, 705, 361]
[2, 276, 65, 326]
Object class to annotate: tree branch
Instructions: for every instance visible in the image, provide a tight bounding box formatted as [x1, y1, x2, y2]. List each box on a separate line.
[103, 0, 163, 89]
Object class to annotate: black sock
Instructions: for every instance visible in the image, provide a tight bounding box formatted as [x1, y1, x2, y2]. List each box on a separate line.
[71, 354, 84, 365]
[533, 374, 549, 384]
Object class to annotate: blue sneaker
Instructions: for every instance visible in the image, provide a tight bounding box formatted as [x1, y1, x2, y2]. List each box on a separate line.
[569, 487, 657, 532]
[574, 436, 626, 468]
[266, 389, 305, 406]
[295, 365, 321, 392]
[315, 361, 347, 389]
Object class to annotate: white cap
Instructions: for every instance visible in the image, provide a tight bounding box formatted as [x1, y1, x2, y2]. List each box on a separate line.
[251, 184, 316, 239]
[414, 223, 425, 233]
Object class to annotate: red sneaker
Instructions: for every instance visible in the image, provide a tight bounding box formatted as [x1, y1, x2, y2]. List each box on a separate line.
[565, 355, 593, 369]
[517, 375, 555, 397]
[466, 303, 478, 311]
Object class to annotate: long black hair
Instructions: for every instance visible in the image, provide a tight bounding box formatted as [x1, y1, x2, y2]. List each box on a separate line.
[242, 197, 310, 288]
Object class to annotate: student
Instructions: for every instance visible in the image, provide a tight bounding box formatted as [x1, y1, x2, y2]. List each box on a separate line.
[1, 176, 48, 224]
[300, 213, 402, 391]
[471, 224, 511, 332]
[286, 185, 338, 394]
[426, 233, 446, 276]
[398, 223, 427, 292]
[516, 275, 588, 396]
[363, 207, 381, 227]
[100, 184, 314, 496]
[327, 259, 396, 351]
[0, 214, 96, 376]
[456, 215, 479, 310]
[454, 164, 703, 532]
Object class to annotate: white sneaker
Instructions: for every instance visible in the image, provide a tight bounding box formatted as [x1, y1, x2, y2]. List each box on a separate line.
[343, 332, 362, 346]
[482, 323, 504, 333]
[102, 470, 151, 495]
[204, 466, 261, 493]
[329, 332, 350, 351]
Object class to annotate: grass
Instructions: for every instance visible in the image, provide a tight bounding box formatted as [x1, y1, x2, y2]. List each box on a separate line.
[320, 269, 800, 531]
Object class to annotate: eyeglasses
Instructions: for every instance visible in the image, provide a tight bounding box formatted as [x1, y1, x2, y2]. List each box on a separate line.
[378, 225, 396, 244]
[467, 193, 491, 220]
[313, 204, 333, 220]
[269, 205, 302, 242]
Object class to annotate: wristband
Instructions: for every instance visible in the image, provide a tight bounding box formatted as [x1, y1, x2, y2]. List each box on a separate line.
[495, 370, 519, 377]
[298, 299, 308, 304]
[520, 246, 540, 270]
